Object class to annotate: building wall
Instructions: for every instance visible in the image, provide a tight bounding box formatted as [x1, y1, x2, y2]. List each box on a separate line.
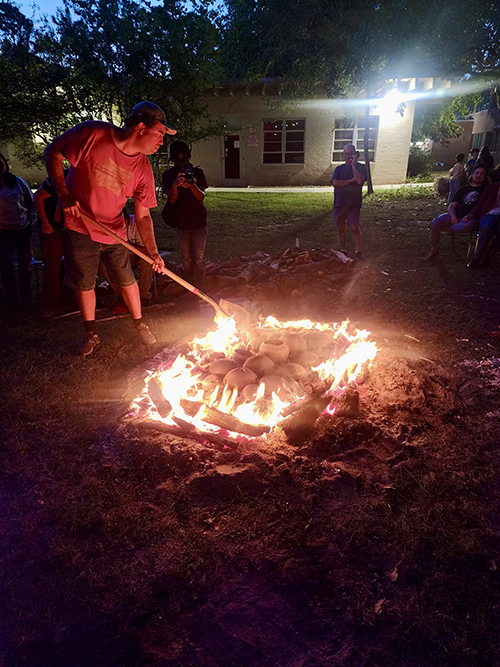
[192, 92, 414, 187]
[429, 120, 473, 166]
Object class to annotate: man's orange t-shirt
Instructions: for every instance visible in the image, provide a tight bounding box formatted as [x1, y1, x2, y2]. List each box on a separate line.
[55, 121, 157, 244]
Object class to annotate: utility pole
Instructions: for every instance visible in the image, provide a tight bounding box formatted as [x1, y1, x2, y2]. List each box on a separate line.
[363, 86, 374, 195]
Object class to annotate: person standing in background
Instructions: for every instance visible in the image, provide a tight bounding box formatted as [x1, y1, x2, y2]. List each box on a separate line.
[161, 141, 208, 289]
[0, 153, 37, 305]
[331, 144, 367, 261]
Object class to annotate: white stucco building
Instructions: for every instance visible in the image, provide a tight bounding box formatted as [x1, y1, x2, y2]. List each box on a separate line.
[191, 77, 451, 187]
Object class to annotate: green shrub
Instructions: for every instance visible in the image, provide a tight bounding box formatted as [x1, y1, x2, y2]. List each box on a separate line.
[407, 145, 435, 178]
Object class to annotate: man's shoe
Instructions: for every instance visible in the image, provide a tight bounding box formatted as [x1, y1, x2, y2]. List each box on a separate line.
[136, 322, 156, 345]
[354, 251, 364, 262]
[423, 249, 439, 261]
[467, 258, 481, 270]
[79, 332, 100, 356]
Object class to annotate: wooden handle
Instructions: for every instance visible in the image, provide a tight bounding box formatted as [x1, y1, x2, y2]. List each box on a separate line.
[78, 209, 226, 316]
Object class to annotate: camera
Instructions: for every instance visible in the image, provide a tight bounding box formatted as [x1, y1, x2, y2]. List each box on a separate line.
[183, 167, 195, 185]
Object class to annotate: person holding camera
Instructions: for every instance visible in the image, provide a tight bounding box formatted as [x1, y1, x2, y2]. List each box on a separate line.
[331, 144, 367, 260]
[161, 141, 208, 289]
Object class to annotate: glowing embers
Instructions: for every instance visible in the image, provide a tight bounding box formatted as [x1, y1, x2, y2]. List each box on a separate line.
[129, 317, 377, 441]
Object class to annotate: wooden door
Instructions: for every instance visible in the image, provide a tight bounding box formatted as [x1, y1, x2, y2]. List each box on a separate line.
[224, 135, 240, 179]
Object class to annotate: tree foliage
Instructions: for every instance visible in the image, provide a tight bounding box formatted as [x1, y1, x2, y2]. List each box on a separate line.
[0, 0, 223, 166]
[412, 93, 482, 145]
[220, 0, 500, 98]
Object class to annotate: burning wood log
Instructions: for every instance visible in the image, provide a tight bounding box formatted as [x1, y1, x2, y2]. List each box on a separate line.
[201, 406, 271, 437]
[178, 399, 270, 437]
[148, 377, 172, 418]
[135, 419, 239, 451]
[278, 395, 332, 444]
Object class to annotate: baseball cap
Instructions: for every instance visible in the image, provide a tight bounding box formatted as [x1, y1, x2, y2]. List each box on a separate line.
[128, 101, 177, 135]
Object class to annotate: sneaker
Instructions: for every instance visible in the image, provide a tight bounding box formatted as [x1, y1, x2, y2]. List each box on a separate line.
[136, 322, 156, 345]
[79, 332, 100, 356]
[354, 251, 364, 262]
[423, 249, 439, 261]
[467, 258, 481, 270]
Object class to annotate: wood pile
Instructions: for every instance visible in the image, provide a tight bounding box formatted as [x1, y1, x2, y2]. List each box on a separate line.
[157, 247, 354, 301]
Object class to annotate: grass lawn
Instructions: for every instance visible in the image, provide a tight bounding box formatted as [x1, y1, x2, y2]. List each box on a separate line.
[1, 187, 500, 666]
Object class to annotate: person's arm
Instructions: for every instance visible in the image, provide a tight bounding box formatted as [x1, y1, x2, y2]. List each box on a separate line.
[332, 176, 355, 187]
[351, 157, 366, 185]
[184, 178, 205, 202]
[44, 141, 80, 218]
[164, 172, 185, 204]
[447, 200, 459, 224]
[34, 187, 53, 234]
[133, 202, 166, 272]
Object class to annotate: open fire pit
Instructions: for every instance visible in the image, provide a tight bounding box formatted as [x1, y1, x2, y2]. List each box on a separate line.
[123, 315, 377, 447]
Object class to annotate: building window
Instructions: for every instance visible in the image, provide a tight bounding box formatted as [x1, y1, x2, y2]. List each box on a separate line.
[332, 116, 379, 162]
[263, 119, 305, 164]
[472, 133, 483, 150]
[487, 130, 500, 155]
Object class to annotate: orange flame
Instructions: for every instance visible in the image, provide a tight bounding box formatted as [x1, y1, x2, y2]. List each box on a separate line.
[130, 317, 377, 439]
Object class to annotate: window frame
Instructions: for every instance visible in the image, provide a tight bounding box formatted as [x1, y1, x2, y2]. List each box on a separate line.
[262, 119, 305, 165]
[332, 116, 379, 163]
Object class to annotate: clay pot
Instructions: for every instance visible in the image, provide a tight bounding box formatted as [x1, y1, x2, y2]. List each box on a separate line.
[224, 367, 258, 390]
[208, 351, 226, 362]
[241, 383, 259, 402]
[259, 338, 290, 365]
[201, 374, 221, 392]
[259, 375, 291, 399]
[279, 333, 307, 355]
[233, 347, 253, 366]
[209, 358, 239, 376]
[302, 330, 331, 350]
[275, 363, 307, 380]
[249, 336, 266, 352]
[243, 353, 275, 377]
[291, 350, 321, 369]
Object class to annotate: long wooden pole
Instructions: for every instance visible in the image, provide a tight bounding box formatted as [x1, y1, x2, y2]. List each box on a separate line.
[78, 209, 227, 317]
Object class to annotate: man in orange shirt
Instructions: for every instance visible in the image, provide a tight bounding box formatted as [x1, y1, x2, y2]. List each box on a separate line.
[45, 101, 176, 355]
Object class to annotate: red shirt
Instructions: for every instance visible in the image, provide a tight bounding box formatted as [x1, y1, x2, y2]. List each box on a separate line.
[55, 121, 157, 244]
[469, 183, 500, 221]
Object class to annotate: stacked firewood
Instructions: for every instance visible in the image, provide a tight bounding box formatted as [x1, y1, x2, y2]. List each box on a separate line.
[157, 247, 354, 301]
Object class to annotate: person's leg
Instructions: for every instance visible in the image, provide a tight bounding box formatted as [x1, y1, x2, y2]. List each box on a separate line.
[62, 229, 101, 324]
[15, 226, 33, 301]
[119, 282, 141, 319]
[176, 228, 193, 283]
[346, 208, 362, 254]
[333, 208, 347, 252]
[101, 243, 141, 319]
[75, 288, 96, 319]
[131, 251, 153, 300]
[470, 214, 500, 265]
[429, 213, 453, 251]
[0, 230, 19, 303]
[41, 228, 64, 311]
[190, 227, 207, 289]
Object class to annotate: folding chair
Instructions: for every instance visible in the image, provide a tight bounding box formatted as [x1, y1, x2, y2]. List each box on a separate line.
[449, 230, 479, 265]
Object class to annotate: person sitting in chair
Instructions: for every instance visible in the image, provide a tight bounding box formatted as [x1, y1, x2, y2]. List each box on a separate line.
[423, 164, 488, 262]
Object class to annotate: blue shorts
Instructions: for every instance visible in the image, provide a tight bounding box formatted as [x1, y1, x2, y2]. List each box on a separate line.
[62, 229, 136, 291]
[333, 207, 361, 228]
